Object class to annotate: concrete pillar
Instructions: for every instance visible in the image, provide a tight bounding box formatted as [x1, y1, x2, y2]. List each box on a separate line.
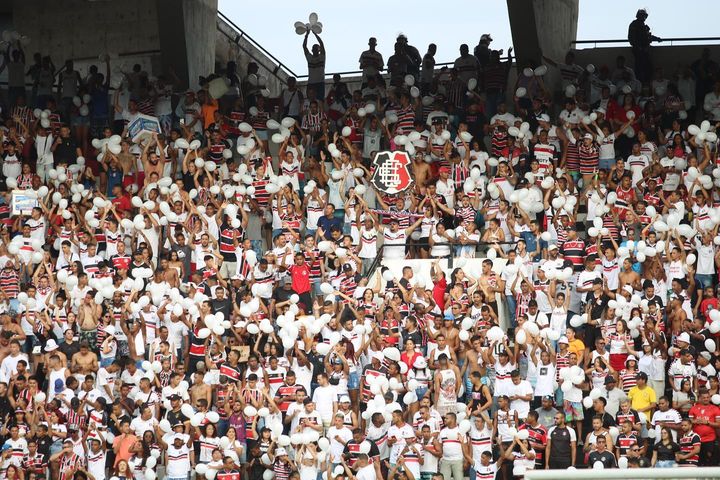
[506, 0, 579, 67]
[156, 0, 217, 91]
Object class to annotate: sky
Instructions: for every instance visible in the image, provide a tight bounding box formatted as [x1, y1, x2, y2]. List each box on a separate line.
[219, 0, 719, 76]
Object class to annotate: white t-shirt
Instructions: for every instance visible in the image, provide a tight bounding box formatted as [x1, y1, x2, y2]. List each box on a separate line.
[326, 425, 353, 462]
[439, 427, 464, 461]
[508, 380, 534, 418]
[166, 444, 191, 477]
[311, 385, 337, 422]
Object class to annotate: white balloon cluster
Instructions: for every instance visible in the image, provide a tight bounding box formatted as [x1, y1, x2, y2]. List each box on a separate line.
[91, 134, 125, 162]
[507, 121, 531, 141]
[72, 94, 91, 117]
[688, 120, 718, 146]
[270, 117, 296, 144]
[294, 12, 322, 35]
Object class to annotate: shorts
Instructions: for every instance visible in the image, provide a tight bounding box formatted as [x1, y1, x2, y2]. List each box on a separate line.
[564, 400, 584, 421]
[347, 371, 360, 390]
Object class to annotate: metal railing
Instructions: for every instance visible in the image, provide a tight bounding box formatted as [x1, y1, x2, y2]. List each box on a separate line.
[217, 11, 297, 85]
[217, 11, 464, 85]
[571, 36, 720, 48]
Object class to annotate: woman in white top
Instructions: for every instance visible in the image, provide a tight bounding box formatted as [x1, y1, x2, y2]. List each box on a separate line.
[428, 223, 452, 259]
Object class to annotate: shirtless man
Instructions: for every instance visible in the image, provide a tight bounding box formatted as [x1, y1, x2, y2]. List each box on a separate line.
[0, 332, 15, 365]
[618, 257, 642, 293]
[441, 314, 461, 353]
[189, 370, 212, 407]
[140, 133, 166, 182]
[477, 259, 503, 315]
[78, 292, 102, 347]
[412, 152, 431, 189]
[159, 257, 180, 288]
[71, 341, 99, 384]
[116, 140, 137, 186]
[0, 315, 26, 353]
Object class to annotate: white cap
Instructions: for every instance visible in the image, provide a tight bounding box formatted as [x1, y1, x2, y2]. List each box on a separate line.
[677, 332, 691, 344]
[558, 336, 569, 344]
[44, 339, 59, 352]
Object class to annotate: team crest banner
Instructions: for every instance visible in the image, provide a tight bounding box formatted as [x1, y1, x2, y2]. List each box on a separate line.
[370, 151, 412, 195]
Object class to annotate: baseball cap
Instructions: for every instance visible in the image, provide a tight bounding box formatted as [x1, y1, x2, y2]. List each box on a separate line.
[538, 114, 550, 123]
[583, 133, 593, 140]
[169, 394, 182, 401]
[339, 396, 351, 403]
[275, 448, 288, 456]
[548, 244, 558, 251]
[558, 336, 569, 344]
[481, 34, 493, 42]
[542, 395, 554, 402]
[604, 376, 616, 385]
[677, 332, 691, 344]
[413, 357, 427, 369]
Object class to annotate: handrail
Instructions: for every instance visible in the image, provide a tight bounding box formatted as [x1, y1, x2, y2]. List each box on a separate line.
[571, 36, 720, 48]
[294, 62, 457, 82]
[217, 11, 299, 78]
[218, 11, 465, 85]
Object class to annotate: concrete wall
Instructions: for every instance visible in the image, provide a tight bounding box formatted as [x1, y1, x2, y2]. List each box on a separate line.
[507, 0, 578, 66]
[183, 0, 217, 90]
[507, 0, 579, 94]
[7, 0, 216, 92]
[12, 0, 160, 62]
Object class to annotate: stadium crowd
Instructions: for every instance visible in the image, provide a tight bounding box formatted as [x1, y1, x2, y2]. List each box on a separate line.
[0, 8, 720, 480]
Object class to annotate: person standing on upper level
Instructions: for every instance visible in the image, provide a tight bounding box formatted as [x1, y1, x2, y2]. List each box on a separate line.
[627, 9, 661, 83]
[304, 30, 326, 100]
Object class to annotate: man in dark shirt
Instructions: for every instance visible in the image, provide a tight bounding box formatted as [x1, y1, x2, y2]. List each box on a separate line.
[51, 125, 82, 165]
[210, 287, 232, 319]
[588, 436, 617, 468]
[165, 393, 189, 430]
[272, 277, 295, 306]
[592, 396, 617, 429]
[34, 424, 52, 457]
[316, 204, 343, 240]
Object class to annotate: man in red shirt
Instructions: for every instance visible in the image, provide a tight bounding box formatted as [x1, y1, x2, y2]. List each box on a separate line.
[688, 388, 720, 465]
[110, 184, 132, 213]
[287, 252, 311, 309]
